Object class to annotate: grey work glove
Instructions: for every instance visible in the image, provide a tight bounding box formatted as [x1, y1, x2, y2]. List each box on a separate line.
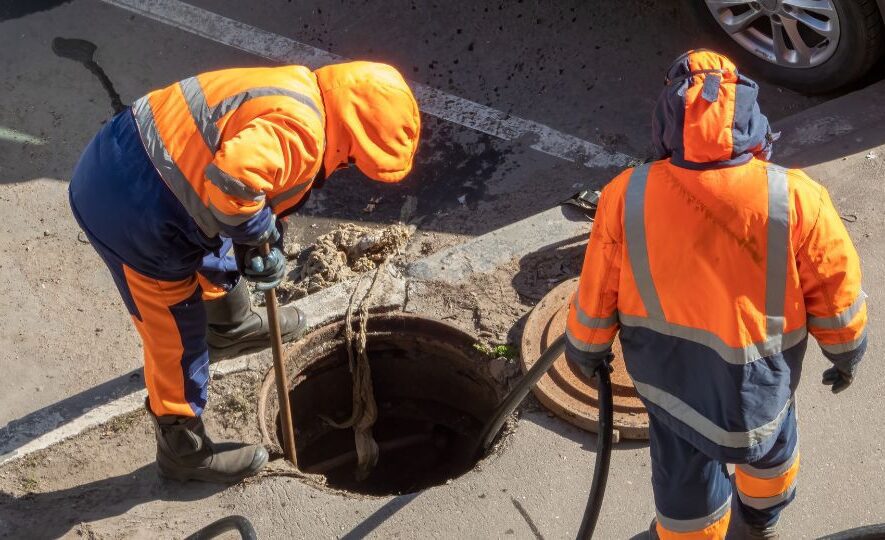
[574, 352, 615, 380]
[822, 365, 855, 394]
[234, 218, 287, 292]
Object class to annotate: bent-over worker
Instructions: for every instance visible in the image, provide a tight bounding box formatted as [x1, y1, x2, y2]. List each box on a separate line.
[69, 61, 420, 483]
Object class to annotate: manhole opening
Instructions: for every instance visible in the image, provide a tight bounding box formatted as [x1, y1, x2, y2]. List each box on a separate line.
[260, 314, 508, 496]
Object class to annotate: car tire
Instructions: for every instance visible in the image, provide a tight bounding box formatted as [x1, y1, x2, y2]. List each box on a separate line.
[692, 0, 884, 94]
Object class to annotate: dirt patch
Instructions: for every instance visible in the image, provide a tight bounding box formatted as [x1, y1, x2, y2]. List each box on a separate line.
[275, 223, 414, 303]
[0, 369, 269, 538]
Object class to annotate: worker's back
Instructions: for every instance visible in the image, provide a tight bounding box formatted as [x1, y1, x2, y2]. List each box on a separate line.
[566, 51, 867, 466]
[591, 156, 866, 462]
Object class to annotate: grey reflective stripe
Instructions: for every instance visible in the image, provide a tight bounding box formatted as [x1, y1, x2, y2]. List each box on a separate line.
[819, 329, 867, 355]
[208, 87, 323, 149]
[765, 166, 789, 338]
[625, 163, 664, 319]
[269, 179, 313, 209]
[738, 446, 799, 479]
[619, 313, 807, 365]
[632, 378, 793, 448]
[571, 296, 619, 329]
[131, 97, 220, 237]
[657, 496, 731, 533]
[565, 328, 614, 353]
[738, 485, 796, 510]
[808, 291, 868, 329]
[179, 77, 219, 151]
[205, 163, 264, 202]
[209, 203, 256, 227]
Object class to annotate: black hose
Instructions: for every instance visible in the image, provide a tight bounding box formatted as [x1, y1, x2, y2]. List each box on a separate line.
[475, 335, 567, 455]
[473, 333, 615, 539]
[817, 524, 885, 540]
[183, 515, 258, 540]
[576, 360, 613, 539]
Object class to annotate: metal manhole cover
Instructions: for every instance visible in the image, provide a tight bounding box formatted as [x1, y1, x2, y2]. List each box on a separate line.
[520, 277, 649, 440]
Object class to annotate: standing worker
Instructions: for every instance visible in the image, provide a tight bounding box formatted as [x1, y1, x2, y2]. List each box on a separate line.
[69, 62, 420, 483]
[566, 50, 866, 539]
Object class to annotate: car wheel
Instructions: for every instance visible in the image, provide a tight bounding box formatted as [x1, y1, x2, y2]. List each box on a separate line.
[695, 0, 884, 93]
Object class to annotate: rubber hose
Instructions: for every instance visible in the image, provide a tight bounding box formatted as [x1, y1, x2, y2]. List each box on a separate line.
[576, 361, 613, 539]
[183, 515, 258, 540]
[475, 334, 567, 455]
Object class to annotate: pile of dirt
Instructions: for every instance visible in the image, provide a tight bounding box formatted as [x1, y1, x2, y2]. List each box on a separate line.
[278, 223, 413, 302]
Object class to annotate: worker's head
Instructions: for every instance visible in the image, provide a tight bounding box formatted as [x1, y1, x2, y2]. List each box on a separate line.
[314, 61, 421, 183]
[651, 49, 775, 169]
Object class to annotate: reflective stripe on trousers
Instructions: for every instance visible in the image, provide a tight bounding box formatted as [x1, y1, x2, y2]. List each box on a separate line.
[624, 163, 795, 449]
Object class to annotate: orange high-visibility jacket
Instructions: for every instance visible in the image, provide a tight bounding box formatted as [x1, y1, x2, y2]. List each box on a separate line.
[567, 51, 867, 462]
[132, 62, 420, 242]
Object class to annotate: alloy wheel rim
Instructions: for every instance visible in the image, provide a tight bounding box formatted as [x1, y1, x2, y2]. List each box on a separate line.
[704, 0, 841, 68]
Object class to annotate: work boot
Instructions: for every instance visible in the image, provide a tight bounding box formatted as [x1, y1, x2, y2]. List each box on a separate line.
[743, 521, 779, 539]
[205, 278, 307, 360]
[647, 518, 659, 539]
[146, 398, 268, 483]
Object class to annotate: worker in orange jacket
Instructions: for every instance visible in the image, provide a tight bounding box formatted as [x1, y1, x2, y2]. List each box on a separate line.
[69, 62, 420, 483]
[566, 51, 866, 539]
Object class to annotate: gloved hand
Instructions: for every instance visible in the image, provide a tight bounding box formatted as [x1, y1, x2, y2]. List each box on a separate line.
[234, 217, 287, 291]
[822, 365, 855, 394]
[574, 353, 615, 380]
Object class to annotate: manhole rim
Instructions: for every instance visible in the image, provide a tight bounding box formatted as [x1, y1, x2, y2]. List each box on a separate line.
[257, 311, 515, 495]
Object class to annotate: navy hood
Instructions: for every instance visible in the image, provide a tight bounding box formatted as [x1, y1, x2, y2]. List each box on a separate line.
[652, 50, 776, 170]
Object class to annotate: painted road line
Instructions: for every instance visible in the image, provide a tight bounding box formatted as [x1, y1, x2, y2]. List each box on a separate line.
[98, 0, 632, 169]
[0, 356, 264, 467]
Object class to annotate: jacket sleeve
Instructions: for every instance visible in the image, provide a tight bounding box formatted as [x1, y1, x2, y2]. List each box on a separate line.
[797, 185, 867, 371]
[205, 112, 321, 244]
[565, 183, 622, 372]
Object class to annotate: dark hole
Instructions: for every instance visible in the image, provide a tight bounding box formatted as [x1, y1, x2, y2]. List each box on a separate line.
[274, 333, 503, 496]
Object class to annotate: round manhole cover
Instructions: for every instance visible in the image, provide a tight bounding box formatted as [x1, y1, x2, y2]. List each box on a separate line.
[521, 277, 649, 440]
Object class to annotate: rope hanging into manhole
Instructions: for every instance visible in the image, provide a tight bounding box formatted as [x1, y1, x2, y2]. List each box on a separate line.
[320, 262, 387, 480]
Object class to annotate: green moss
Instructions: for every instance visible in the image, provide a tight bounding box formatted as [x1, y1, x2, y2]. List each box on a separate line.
[474, 343, 519, 360]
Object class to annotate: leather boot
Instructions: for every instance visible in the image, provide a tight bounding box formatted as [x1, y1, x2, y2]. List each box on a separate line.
[205, 278, 307, 360]
[146, 398, 268, 483]
[743, 521, 779, 539]
[648, 518, 659, 539]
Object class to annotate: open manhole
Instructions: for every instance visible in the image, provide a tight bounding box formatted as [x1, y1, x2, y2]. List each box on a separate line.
[521, 277, 649, 441]
[258, 313, 509, 496]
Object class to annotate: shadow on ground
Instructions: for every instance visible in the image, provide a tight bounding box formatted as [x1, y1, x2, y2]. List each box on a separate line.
[0, 465, 226, 539]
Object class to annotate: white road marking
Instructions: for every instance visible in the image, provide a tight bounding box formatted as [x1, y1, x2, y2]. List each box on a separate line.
[98, 0, 632, 169]
[0, 276, 407, 468]
[0, 358, 258, 467]
[0, 126, 46, 145]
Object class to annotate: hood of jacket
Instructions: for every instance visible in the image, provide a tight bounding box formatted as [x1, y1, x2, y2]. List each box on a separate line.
[651, 50, 775, 169]
[314, 61, 421, 182]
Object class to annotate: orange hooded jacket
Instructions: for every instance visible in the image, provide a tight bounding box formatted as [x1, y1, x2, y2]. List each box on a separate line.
[132, 61, 420, 243]
[566, 51, 867, 463]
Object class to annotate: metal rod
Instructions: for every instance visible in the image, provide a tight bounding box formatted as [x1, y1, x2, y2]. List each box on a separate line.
[475, 334, 567, 456]
[260, 242, 298, 467]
